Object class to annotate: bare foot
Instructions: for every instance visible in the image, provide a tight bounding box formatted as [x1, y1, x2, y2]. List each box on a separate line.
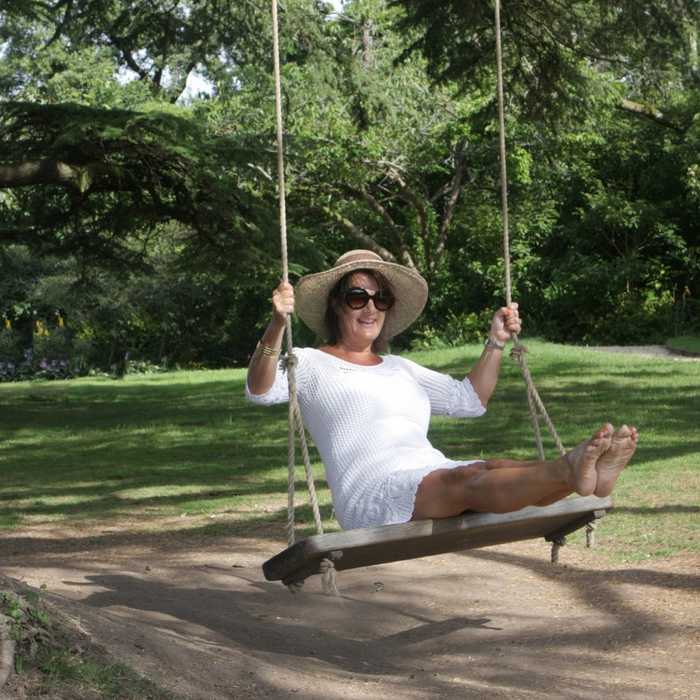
[594, 425, 638, 497]
[564, 424, 613, 496]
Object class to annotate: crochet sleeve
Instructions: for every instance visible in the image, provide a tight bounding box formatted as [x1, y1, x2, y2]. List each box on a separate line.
[397, 356, 486, 418]
[245, 348, 308, 406]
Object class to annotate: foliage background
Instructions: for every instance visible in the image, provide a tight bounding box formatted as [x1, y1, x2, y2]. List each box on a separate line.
[0, 0, 698, 374]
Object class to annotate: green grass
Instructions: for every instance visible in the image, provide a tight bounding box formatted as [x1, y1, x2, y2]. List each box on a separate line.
[667, 335, 700, 355]
[1, 585, 177, 699]
[1, 341, 698, 563]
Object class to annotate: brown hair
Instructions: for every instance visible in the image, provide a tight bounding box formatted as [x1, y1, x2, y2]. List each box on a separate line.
[323, 270, 393, 353]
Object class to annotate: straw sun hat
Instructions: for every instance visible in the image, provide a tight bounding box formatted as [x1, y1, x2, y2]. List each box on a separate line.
[295, 250, 429, 339]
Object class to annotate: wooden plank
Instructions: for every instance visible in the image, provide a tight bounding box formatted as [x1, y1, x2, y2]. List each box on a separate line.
[262, 495, 613, 585]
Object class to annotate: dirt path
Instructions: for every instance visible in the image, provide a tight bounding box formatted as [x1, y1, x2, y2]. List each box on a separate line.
[2, 525, 699, 699]
[588, 345, 700, 361]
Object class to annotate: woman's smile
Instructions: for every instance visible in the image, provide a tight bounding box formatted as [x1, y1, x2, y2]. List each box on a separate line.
[337, 272, 388, 347]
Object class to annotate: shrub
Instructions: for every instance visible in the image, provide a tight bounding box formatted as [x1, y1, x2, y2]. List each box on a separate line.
[0, 329, 23, 364]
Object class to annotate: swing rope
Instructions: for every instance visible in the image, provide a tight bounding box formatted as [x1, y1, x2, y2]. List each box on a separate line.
[269, 0, 588, 594]
[494, 0, 593, 553]
[271, 0, 338, 596]
[494, 0, 565, 461]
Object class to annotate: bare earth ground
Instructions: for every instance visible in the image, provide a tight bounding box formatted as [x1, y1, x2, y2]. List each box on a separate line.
[1, 520, 699, 700]
[2, 344, 698, 699]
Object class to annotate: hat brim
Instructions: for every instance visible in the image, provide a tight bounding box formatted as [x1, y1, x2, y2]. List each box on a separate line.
[295, 258, 428, 340]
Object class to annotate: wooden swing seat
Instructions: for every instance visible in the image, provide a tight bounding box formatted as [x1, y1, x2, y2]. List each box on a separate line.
[263, 495, 612, 586]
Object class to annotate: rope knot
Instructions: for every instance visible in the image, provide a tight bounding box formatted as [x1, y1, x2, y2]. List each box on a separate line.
[320, 556, 340, 597]
[282, 352, 298, 371]
[509, 344, 528, 363]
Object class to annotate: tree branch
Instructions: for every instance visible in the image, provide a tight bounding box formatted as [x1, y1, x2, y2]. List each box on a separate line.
[0, 159, 125, 192]
[353, 186, 396, 228]
[385, 169, 428, 233]
[433, 139, 467, 267]
[109, 36, 150, 81]
[0, 160, 81, 188]
[346, 187, 417, 269]
[618, 98, 684, 132]
[318, 207, 400, 263]
[45, 0, 74, 46]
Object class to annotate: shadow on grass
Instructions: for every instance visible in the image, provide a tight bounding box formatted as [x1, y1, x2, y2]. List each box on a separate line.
[1, 352, 699, 530]
[0, 478, 330, 520]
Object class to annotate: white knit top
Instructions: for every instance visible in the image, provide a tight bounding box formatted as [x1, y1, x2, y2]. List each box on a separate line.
[245, 347, 486, 530]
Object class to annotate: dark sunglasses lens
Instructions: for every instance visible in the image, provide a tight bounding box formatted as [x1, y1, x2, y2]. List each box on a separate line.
[344, 288, 394, 311]
[345, 289, 370, 309]
[373, 292, 394, 311]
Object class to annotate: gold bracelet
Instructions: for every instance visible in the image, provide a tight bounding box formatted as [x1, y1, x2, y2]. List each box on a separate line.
[256, 341, 281, 358]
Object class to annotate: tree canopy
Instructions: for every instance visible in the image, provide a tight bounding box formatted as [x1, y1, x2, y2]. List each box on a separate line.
[0, 0, 698, 373]
[394, 0, 699, 119]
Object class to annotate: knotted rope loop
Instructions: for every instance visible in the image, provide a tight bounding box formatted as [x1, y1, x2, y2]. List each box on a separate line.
[282, 352, 298, 370]
[319, 557, 340, 597]
[509, 343, 527, 362]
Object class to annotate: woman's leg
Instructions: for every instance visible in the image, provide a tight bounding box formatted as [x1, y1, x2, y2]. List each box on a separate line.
[482, 458, 573, 506]
[412, 424, 635, 520]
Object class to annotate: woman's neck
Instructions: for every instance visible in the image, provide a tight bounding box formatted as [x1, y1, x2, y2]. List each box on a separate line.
[321, 342, 381, 366]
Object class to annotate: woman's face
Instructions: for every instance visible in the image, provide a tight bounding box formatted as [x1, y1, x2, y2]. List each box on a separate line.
[335, 272, 388, 349]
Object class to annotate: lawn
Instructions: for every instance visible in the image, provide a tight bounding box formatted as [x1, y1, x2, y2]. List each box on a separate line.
[1, 341, 698, 564]
[667, 335, 700, 355]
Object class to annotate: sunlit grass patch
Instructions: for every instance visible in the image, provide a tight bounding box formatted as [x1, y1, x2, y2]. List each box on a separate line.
[1, 343, 698, 562]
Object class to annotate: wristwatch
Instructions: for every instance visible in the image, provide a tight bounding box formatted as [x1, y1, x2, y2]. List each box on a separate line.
[485, 337, 506, 351]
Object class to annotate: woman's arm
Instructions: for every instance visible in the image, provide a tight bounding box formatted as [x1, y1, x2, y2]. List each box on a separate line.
[246, 281, 294, 395]
[467, 303, 521, 407]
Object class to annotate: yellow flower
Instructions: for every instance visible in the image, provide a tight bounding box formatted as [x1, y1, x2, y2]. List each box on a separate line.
[3, 319, 10, 330]
[58, 315, 65, 328]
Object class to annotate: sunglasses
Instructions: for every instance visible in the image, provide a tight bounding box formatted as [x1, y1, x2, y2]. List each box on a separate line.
[343, 287, 395, 311]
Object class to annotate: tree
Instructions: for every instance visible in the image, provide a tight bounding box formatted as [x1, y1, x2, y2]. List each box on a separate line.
[393, 0, 699, 123]
[0, 1, 331, 270]
[0, 101, 277, 269]
[271, 1, 489, 279]
[388, 0, 700, 340]
[0, 0, 305, 103]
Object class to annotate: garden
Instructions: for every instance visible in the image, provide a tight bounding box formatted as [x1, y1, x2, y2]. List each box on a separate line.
[1, 0, 699, 697]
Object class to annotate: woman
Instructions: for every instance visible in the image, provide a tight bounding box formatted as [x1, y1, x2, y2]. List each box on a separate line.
[246, 249, 638, 530]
